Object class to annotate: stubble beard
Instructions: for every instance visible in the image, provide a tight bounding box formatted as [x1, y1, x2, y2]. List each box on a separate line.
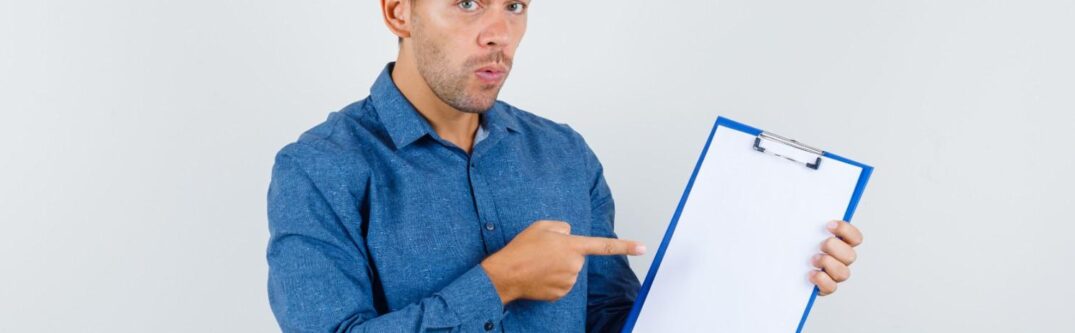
[412, 31, 511, 114]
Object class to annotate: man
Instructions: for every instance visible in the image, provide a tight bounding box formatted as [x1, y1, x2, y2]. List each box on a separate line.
[266, 1, 864, 332]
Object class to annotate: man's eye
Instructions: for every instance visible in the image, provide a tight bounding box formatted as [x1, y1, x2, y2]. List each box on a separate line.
[458, 0, 479, 12]
[507, 2, 526, 14]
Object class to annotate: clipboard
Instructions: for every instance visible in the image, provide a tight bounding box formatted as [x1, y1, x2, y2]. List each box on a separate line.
[621, 117, 873, 332]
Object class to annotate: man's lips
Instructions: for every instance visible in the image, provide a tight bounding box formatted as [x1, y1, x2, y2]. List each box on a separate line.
[474, 65, 508, 84]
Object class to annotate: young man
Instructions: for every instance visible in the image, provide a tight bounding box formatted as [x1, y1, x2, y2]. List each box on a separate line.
[266, 1, 864, 332]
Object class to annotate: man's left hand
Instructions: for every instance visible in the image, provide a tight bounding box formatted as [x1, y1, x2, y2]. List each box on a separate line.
[809, 220, 863, 296]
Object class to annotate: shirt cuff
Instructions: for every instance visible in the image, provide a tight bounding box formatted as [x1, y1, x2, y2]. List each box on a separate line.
[433, 265, 506, 328]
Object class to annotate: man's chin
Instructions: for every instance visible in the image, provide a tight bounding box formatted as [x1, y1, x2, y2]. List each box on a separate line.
[455, 89, 501, 113]
[459, 104, 496, 114]
[449, 97, 497, 114]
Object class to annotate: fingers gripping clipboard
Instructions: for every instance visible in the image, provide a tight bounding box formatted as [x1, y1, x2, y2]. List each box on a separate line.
[622, 117, 873, 332]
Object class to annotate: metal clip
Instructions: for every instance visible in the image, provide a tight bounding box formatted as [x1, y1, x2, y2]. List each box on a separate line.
[752, 131, 823, 170]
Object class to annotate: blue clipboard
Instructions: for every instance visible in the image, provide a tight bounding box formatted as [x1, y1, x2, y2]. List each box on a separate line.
[621, 116, 873, 332]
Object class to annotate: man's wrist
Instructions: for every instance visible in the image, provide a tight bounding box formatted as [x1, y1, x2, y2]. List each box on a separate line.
[480, 258, 517, 305]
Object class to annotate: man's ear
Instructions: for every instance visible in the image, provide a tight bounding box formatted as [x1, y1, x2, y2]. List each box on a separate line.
[381, 0, 412, 40]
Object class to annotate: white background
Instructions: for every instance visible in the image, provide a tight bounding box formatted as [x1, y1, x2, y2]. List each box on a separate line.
[2, 0, 1073, 331]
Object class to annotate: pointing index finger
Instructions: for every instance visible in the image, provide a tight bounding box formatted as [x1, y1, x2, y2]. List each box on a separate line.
[569, 235, 646, 256]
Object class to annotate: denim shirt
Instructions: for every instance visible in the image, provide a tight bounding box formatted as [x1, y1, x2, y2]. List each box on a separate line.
[266, 63, 640, 332]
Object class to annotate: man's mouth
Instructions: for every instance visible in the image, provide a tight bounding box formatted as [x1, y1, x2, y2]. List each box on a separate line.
[474, 65, 508, 84]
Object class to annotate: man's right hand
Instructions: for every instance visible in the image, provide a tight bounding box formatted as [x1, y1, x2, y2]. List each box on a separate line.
[479, 220, 646, 304]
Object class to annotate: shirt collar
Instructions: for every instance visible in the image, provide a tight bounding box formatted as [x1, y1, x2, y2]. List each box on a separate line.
[370, 62, 519, 150]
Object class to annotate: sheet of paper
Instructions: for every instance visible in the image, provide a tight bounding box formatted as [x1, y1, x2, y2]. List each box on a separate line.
[629, 125, 863, 332]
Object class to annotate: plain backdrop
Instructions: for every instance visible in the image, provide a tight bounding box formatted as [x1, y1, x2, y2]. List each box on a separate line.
[2, 0, 1073, 332]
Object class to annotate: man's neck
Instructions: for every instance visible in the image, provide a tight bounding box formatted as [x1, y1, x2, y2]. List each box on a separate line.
[391, 54, 480, 154]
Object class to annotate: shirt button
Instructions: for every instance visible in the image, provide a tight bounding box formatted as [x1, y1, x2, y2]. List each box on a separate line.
[484, 223, 496, 231]
[484, 321, 495, 331]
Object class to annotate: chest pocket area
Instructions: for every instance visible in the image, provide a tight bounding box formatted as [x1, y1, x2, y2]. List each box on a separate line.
[494, 174, 594, 239]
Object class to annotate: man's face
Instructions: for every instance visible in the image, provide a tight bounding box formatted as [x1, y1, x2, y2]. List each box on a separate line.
[409, 0, 529, 113]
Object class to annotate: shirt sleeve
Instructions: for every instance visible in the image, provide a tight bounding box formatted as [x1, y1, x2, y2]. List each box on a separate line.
[575, 137, 643, 333]
[267, 149, 506, 333]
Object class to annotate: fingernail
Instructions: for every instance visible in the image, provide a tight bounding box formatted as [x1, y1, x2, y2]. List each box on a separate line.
[811, 254, 822, 264]
[827, 221, 839, 231]
[634, 245, 647, 255]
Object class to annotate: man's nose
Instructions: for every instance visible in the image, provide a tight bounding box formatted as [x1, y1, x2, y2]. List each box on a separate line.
[476, 11, 511, 48]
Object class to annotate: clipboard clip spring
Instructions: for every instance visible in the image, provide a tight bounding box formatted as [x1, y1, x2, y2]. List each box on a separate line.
[752, 131, 824, 170]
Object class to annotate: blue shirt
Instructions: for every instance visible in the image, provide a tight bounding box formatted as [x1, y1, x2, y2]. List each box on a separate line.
[266, 63, 641, 332]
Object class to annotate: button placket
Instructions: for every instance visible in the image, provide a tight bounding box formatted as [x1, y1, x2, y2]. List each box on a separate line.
[467, 159, 506, 251]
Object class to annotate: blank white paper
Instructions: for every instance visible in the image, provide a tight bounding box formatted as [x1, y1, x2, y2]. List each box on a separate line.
[630, 125, 863, 332]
